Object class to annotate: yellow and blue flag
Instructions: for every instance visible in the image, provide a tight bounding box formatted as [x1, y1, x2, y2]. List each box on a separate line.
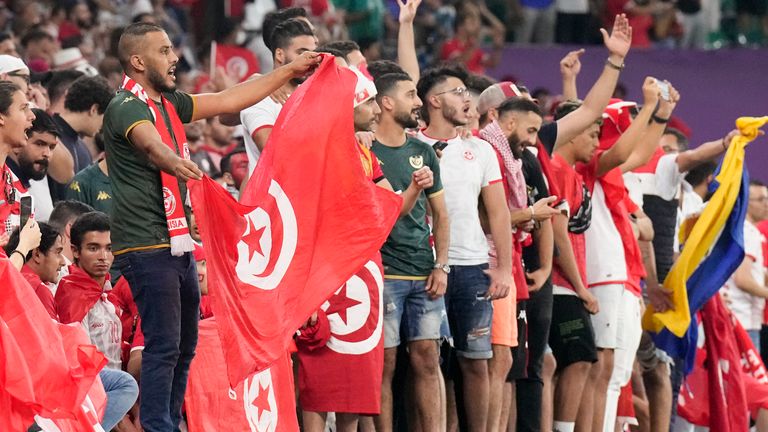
[642, 116, 768, 372]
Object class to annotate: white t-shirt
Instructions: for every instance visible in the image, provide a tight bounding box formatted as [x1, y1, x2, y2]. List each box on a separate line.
[556, 0, 588, 14]
[585, 181, 628, 286]
[624, 153, 685, 207]
[676, 181, 705, 251]
[416, 131, 502, 265]
[82, 282, 123, 369]
[724, 221, 766, 330]
[240, 97, 282, 174]
[28, 177, 53, 222]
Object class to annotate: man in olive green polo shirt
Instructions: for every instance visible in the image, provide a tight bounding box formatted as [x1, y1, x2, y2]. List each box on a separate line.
[103, 22, 320, 432]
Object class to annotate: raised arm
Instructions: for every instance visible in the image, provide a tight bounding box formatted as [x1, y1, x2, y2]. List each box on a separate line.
[555, 14, 632, 148]
[675, 129, 739, 173]
[397, 0, 421, 82]
[191, 52, 321, 122]
[560, 49, 585, 101]
[620, 81, 680, 173]
[598, 78, 659, 176]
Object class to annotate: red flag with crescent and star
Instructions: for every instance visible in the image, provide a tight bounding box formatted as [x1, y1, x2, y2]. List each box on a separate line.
[189, 56, 402, 385]
[185, 318, 298, 432]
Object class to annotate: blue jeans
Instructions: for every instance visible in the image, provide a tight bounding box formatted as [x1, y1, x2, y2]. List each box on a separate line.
[445, 264, 493, 360]
[382, 279, 446, 348]
[100, 368, 139, 430]
[114, 248, 200, 432]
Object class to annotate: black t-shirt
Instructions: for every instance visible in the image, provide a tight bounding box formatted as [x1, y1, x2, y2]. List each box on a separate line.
[538, 121, 557, 156]
[521, 148, 550, 271]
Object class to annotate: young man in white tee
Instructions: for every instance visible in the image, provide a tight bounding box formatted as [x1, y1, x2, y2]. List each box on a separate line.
[415, 64, 513, 432]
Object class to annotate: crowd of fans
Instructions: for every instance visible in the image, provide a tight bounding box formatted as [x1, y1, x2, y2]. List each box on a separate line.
[0, 1, 767, 432]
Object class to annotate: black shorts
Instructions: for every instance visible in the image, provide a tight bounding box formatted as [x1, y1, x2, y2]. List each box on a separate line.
[549, 295, 598, 370]
[508, 300, 529, 381]
[736, 0, 767, 16]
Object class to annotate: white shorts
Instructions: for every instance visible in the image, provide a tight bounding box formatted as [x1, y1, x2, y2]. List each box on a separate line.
[590, 284, 642, 350]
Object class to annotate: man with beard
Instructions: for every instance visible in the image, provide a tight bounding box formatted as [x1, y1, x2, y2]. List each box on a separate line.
[478, 97, 560, 431]
[371, 72, 449, 432]
[416, 64, 512, 432]
[241, 18, 317, 175]
[102, 22, 320, 432]
[5, 108, 61, 223]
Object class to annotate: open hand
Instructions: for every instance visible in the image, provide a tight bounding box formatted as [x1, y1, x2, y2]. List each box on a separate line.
[398, 0, 421, 24]
[601, 14, 632, 61]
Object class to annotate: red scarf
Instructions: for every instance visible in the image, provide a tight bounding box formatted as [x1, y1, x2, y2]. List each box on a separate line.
[121, 75, 195, 256]
[55, 265, 111, 324]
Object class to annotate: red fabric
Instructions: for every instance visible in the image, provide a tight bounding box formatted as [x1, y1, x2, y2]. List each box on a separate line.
[534, 142, 563, 207]
[200, 295, 214, 319]
[616, 383, 637, 426]
[189, 57, 402, 384]
[633, 147, 665, 174]
[185, 318, 299, 432]
[358, 143, 384, 182]
[107, 277, 139, 364]
[216, 44, 260, 82]
[678, 297, 749, 430]
[440, 39, 485, 74]
[55, 265, 108, 325]
[1, 164, 30, 234]
[296, 258, 384, 414]
[0, 256, 106, 428]
[577, 149, 645, 297]
[21, 265, 57, 320]
[549, 153, 587, 291]
[131, 320, 144, 350]
[280, 0, 330, 17]
[294, 310, 331, 352]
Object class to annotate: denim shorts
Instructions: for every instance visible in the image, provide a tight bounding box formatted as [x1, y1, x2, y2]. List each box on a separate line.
[382, 279, 447, 348]
[445, 264, 494, 360]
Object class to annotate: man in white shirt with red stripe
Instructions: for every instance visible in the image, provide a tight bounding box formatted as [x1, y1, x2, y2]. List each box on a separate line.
[416, 64, 513, 432]
[724, 181, 768, 349]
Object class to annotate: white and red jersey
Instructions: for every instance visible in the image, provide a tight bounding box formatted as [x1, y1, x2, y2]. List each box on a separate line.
[240, 96, 282, 175]
[724, 221, 766, 330]
[1, 164, 33, 234]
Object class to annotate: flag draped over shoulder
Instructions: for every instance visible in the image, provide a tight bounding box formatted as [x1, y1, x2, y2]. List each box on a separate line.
[0, 256, 106, 430]
[185, 318, 298, 432]
[189, 56, 402, 385]
[643, 116, 768, 372]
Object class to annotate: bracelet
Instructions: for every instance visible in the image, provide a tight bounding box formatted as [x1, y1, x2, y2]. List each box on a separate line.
[651, 114, 669, 124]
[605, 58, 625, 71]
[10, 249, 26, 262]
[529, 206, 535, 221]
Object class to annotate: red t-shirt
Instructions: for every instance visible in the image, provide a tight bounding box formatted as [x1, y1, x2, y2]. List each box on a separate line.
[21, 265, 57, 320]
[440, 39, 486, 74]
[358, 143, 385, 183]
[550, 153, 588, 292]
[758, 220, 768, 324]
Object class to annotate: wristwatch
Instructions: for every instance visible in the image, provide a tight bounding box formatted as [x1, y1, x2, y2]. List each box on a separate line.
[433, 263, 451, 274]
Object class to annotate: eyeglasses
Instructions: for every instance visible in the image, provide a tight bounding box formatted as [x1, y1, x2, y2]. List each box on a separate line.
[434, 86, 470, 98]
[8, 71, 29, 84]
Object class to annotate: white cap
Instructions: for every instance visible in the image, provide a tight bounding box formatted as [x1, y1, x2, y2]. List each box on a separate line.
[0, 55, 29, 75]
[53, 48, 98, 76]
[350, 66, 377, 108]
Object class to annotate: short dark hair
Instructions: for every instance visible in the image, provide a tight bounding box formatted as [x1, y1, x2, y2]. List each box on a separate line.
[49, 200, 95, 233]
[417, 64, 469, 122]
[21, 28, 54, 47]
[263, 7, 308, 51]
[375, 72, 412, 98]
[366, 60, 405, 82]
[553, 99, 583, 121]
[686, 161, 717, 188]
[315, 47, 345, 59]
[750, 179, 766, 188]
[70, 211, 110, 250]
[270, 18, 314, 56]
[465, 74, 496, 95]
[321, 40, 360, 59]
[45, 69, 85, 106]
[497, 97, 544, 118]
[0, 81, 20, 115]
[4, 222, 60, 260]
[0, 32, 13, 44]
[220, 147, 247, 174]
[29, 108, 60, 138]
[117, 22, 166, 70]
[64, 76, 113, 114]
[663, 128, 689, 151]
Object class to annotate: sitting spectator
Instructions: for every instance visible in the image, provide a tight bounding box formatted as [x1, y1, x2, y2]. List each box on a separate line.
[440, 3, 505, 75]
[66, 135, 113, 215]
[48, 199, 95, 272]
[20, 27, 58, 71]
[54, 211, 122, 369]
[0, 31, 19, 57]
[4, 221, 65, 319]
[202, 116, 237, 172]
[45, 69, 85, 114]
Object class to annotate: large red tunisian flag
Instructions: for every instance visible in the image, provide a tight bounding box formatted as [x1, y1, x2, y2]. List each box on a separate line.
[0, 255, 106, 430]
[185, 318, 298, 432]
[189, 56, 402, 384]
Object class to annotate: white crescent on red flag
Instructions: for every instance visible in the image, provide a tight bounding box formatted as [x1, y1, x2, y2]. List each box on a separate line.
[189, 56, 402, 385]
